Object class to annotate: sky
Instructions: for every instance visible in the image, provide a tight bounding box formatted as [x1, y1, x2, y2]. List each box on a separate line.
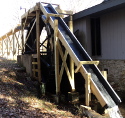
[0, 0, 103, 36]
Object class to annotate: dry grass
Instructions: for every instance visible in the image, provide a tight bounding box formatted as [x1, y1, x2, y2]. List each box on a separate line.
[0, 57, 81, 118]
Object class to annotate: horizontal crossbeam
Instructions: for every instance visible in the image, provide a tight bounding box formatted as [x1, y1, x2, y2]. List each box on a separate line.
[75, 61, 99, 73]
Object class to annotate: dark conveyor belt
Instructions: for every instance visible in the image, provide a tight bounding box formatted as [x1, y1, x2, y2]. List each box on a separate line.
[42, 3, 121, 108]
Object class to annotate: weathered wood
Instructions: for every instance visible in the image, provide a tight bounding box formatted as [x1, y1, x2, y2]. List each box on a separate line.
[75, 61, 99, 73]
[32, 58, 36, 78]
[101, 71, 107, 80]
[36, 10, 41, 83]
[32, 54, 37, 58]
[0, 25, 21, 41]
[21, 20, 24, 54]
[80, 105, 108, 118]
[69, 15, 75, 92]
[55, 7, 73, 15]
[57, 41, 75, 90]
[54, 19, 60, 94]
[32, 69, 39, 72]
[32, 62, 38, 64]
[85, 73, 91, 106]
[59, 49, 68, 83]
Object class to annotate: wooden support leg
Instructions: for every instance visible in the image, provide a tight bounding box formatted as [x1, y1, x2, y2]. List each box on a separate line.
[21, 21, 24, 54]
[54, 19, 60, 95]
[70, 58, 75, 92]
[36, 10, 41, 83]
[2, 39, 3, 56]
[85, 73, 91, 106]
[7, 37, 8, 59]
[69, 15, 75, 92]
[101, 71, 107, 80]
[13, 33, 15, 60]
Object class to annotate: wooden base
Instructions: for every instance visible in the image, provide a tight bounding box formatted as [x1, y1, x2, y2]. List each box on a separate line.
[68, 92, 79, 103]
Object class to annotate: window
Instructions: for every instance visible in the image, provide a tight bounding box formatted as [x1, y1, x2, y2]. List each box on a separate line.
[91, 17, 101, 56]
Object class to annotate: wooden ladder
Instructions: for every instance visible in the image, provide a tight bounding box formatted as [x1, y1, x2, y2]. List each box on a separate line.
[32, 54, 41, 82]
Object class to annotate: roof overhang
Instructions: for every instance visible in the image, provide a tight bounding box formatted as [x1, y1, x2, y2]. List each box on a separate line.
[73, 0, 125, 20]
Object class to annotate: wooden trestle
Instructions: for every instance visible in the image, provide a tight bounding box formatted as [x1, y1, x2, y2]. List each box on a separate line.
[0, 2, 108, 107]
[0, 25, 21, 59]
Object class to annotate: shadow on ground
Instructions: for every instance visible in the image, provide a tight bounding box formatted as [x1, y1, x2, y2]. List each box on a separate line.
[0, 57, 81, 118]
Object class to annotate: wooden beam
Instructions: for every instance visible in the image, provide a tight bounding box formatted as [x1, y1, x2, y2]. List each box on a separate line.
[55, 7, 73, 15]
[32, 62, 38, 64]
[36, 10, 41, 83]
[0, 25, 21, 41]
[38, 2, 107, 107]
[2, 38, 3, 56]
[21, 3, 39, 21]
[23, 18, 36, 50]
[21, 20, 24, 54]
[101, 71, 107, 80]
[59, 49, 68, 83]
[75, 61, 99, 73]
[85, 73, 91, 106]
[54, 19, 60, 94]
[58, 40, 75, 91]
[45, 13, 63, 23]
[69, 15, 75, 92]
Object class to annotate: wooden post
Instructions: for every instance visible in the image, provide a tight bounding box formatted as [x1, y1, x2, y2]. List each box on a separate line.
[21, 21, 24, 54]
[101, 71, 107, 80]
[54, 19, 60, 95]
[12, 32, 15, 59]
[36, 10, 41, 83]
[68, 15, 73, 32]
[69, 15, 75, 92]
[6, 36, 8, 59]
[2, 38, 3, 56]
[85, 73, 91, 106]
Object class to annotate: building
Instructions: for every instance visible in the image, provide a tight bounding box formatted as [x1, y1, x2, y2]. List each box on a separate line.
[72, 0, 125, 90]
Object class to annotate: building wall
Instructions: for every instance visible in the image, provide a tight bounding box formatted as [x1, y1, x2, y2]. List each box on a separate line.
[73, 8, 125, 91]
[98, 60, 125, 91]
[73, 17, 92, 55]
[99, 7, 125, 60]
[73, 18, 87, 49]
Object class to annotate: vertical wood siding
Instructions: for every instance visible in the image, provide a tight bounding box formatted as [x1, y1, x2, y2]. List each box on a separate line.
[73, 17, 92, 55]
[100, 8, 125, 59]
[73, 18, 87, 48]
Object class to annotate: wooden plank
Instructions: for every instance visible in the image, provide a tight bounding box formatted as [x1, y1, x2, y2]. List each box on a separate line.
[101, 71, 107, 80]
[75, 61, 99, 73]
[0, 25, 21, 41]
[23, 18, 36, 50]
[59, 46, 68, 82]
[54, 19, 60, 94]
[38, 2, 107, 107]
[55, 7, 73, 15]
[32, 58, 36, 78]
[21, 3, 39, 20]
[21, 20, 24, 54]
[58, 40, 75, 90]
[14, 33, 21, 49]
[32, 54, 37, 58]
[69, 15, 75, 92]
[32, 62, 38, 64]
[32, 69, 39, 72]
[36, 10, 41, 83]
[85, 73, 91, 106]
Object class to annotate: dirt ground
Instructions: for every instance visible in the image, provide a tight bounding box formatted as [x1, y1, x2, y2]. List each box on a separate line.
[0, 57, 82, 118]
[0, 57, 125, 118]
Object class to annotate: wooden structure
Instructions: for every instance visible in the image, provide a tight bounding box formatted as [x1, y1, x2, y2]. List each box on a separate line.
[0, 2, 112, 107]
[0, 25, 21, 59]
[0, 2, 121, 118]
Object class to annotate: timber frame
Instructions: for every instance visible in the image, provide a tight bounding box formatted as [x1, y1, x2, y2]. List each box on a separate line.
[0, 25, 21, 59]
[0, 2, 108, 108]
